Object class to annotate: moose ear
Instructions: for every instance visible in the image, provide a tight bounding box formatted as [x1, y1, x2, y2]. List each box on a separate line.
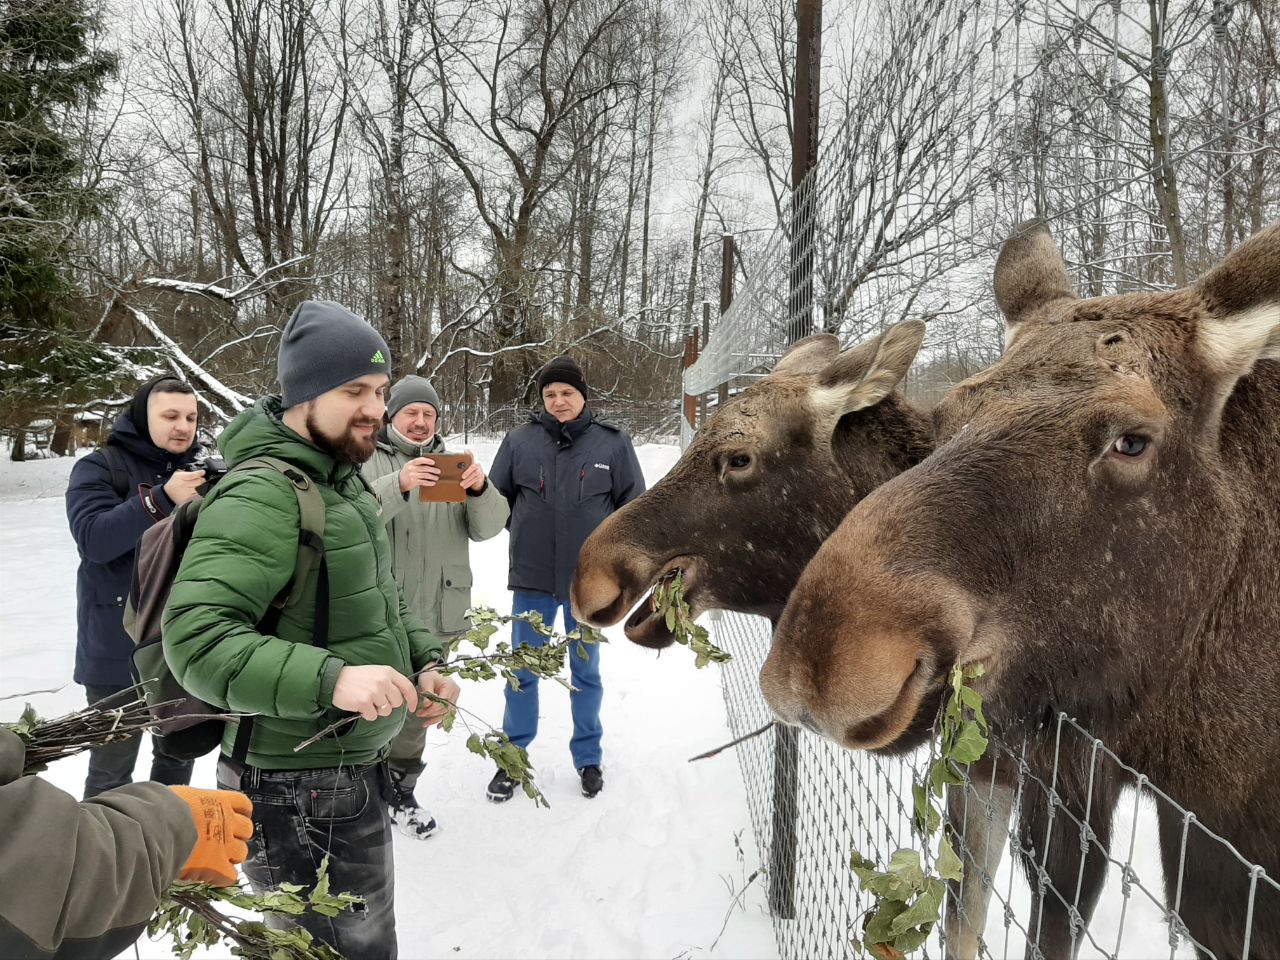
[994, 219, 1075, 347]
[771, 333, 841, 377]
[1196, 222, 1280, 378]
[810, 320, 926, 422]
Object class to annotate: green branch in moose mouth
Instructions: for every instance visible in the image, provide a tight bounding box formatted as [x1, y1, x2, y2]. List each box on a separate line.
[650, 569, 733, 668]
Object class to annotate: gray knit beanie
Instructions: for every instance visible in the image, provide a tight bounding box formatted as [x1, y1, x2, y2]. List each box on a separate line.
[387, 375, 441, 420]
[278, 300, 392, 408]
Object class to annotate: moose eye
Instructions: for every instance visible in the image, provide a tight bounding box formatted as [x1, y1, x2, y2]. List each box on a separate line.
[727, 453, 752, 470]
[1111, 435, 1148, 458]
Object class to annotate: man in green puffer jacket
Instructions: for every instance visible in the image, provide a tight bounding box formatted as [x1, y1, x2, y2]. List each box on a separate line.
[163, 300, 460, 960]
[365, 376, 508, 839]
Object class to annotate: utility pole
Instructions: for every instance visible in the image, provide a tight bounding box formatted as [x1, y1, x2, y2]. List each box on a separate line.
[786, 0, 822, 343]
[772, 0, 822, 922]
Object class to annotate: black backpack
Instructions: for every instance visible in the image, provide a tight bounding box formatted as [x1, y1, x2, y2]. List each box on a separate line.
[123, 456, 328, 762]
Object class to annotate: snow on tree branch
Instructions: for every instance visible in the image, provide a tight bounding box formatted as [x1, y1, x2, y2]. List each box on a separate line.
[122, 303, 251, 420]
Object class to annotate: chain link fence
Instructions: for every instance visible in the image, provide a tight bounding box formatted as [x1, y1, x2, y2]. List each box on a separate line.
[712, 613, 1279, 959]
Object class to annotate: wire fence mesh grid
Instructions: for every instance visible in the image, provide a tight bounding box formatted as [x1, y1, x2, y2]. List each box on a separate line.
[711, 613, 1279, 960]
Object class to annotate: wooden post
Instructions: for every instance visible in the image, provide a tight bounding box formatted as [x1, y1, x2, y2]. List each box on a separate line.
[718, 235, 735, 410]
[699, 302, 711, 425]
[682, 331, 699, 433]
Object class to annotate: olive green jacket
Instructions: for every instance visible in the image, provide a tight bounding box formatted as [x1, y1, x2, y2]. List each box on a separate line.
[365, 428, 508, 635]
[0, 729, 195, 960]
[163, 398, 444, 769]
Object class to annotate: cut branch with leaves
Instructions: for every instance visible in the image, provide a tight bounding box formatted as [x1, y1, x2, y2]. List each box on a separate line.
[149, 855, 363, 960]
[293, 607, 610, 806]
[850, 664, 988, 959]
[1, 697, 361, 960]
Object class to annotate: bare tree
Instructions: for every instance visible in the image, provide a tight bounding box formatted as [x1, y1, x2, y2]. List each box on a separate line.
[143, 0, 354, 316]
[414, 0, 641, 403]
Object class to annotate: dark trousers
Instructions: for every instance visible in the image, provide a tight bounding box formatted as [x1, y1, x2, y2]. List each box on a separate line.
[82, 683, 194, 798]
[217, 757, 398, 960]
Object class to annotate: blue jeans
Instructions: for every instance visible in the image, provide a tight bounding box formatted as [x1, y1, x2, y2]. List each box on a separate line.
[217, 757, 397, 960]
[502, 590, 603, 769]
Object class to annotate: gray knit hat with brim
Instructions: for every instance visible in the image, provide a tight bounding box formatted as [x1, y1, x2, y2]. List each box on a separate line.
[278, 300, 392, 408]
[387, 375, 441, 420]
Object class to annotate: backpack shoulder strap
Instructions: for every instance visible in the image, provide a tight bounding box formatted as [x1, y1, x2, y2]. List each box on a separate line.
[219, 457, 328, 767]
[101, 445, 131, 500]
[230, 456, 326, 608]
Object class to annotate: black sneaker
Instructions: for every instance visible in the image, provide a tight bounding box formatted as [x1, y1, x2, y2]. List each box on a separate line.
[487, 768, 517, 803]
[388, 785, 438, 840]
[579, 765, 604, 798]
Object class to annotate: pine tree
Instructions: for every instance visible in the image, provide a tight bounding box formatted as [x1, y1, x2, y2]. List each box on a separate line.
[1, 0, 116, 315]
[0, 0, 128, 456]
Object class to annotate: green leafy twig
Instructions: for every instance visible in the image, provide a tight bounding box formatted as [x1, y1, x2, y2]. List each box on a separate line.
[293, 608, 606, 804]
[149, 855, 363, 960]
[651, 570, 732, 668]
[443, 606, 608, 693]
[850, 664, 988, 958]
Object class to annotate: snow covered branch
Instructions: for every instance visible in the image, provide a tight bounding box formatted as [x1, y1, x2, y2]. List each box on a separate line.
[122, 303, 252, 421]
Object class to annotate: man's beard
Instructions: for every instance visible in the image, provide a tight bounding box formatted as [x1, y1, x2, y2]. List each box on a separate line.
[306, 410, 378, 464]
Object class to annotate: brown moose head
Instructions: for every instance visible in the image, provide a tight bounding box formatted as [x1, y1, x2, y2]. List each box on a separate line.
[571, 320, 931, 646]
[762, 220, 1280, 756]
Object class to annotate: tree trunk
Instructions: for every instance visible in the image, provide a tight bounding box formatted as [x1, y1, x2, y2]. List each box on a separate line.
[51, 413, 75, 457]
[1147, 0, 1187, 285]
[639, 67, 659, 310]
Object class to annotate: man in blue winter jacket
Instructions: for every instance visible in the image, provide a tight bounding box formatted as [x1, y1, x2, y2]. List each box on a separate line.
[487, 355, 645, 801]
[64, 375, 207, 797]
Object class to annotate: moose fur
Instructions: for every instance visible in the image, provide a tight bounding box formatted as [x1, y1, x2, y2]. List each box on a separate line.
[765, 221, 1280, 959]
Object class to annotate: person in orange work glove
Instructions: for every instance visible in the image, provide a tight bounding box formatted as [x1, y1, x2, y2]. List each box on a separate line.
[169, 785, 255, 887]
[0, 726, 254, 960]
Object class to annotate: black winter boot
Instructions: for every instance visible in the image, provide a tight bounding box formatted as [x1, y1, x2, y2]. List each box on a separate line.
[388, 765, 438, 839]
[487, 767, 518, 803]
[579, 765, 604, 798]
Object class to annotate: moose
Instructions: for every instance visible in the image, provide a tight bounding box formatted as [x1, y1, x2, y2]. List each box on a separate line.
[763, 220, 1280, 959]
[572, 319, 932, 640]
[573, 320, 1091, 957]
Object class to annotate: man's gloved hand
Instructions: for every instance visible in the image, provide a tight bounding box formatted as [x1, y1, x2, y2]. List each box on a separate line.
[169, 786, 254, 887]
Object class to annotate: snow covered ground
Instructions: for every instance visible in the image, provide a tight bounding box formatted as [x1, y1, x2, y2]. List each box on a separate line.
[0, 438, 777, 960]
[0, 437, 1198, 960]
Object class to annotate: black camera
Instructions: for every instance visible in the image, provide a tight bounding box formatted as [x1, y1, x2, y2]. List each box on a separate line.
[185, 454, 229, 486]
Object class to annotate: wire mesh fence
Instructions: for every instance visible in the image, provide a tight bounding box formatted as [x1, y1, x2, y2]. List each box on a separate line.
[712, 613, 1279, 959]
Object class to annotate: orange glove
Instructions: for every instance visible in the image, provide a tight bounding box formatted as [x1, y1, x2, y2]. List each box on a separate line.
[168, 786, 254, 887]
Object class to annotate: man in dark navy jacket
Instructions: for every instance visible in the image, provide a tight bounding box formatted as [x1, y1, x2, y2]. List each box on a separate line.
[487, 356, 645, 802]
[64, 376, 207, 797]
